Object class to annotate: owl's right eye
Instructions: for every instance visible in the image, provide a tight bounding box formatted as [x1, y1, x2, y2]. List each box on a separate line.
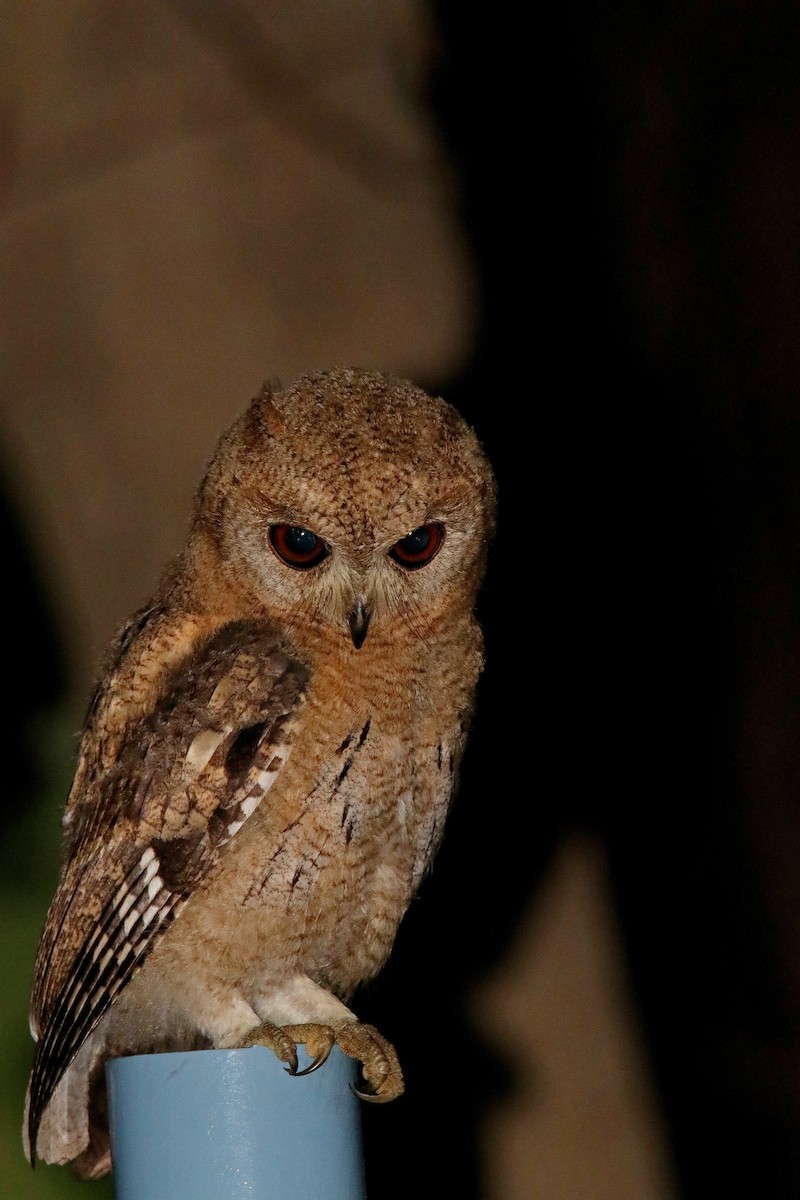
[269, 524, 329, 569]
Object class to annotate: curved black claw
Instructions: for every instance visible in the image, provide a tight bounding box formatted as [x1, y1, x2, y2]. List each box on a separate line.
[281, 1047, 300, 1076]
[350, 1082, 394, 1104]
[293, 1043, 333, 1077]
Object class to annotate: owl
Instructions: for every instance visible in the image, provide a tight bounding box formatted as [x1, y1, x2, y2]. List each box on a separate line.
[23, 366, 496, 1179]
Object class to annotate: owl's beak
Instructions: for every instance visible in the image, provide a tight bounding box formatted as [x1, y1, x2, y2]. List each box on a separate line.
[348, 598, 371, 649]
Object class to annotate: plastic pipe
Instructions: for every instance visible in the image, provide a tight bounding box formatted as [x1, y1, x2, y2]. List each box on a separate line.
[106, 1045, 367, 1200]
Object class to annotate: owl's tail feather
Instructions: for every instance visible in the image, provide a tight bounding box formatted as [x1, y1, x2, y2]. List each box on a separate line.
[23, 1031, 111, 1178]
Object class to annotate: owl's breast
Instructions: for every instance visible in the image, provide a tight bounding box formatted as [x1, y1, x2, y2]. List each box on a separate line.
[163, 645, 471, 997]
[238, 696, 456, 991]
[324, 721, 457, 991]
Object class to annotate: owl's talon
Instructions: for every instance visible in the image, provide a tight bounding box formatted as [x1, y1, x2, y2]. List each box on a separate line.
[240, 1020, 299, 1074]
[276, 1022, 335, 1077]
[241, 1021, 336, 1078]
[332, 1020, 404, 1103]
[292, 1051, 328, 1077]
[350, 1082, 396, 1104]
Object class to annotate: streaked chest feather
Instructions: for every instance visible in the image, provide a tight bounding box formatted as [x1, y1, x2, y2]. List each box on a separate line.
[241, 715, 454, 912]
[169, 696, 460, 992]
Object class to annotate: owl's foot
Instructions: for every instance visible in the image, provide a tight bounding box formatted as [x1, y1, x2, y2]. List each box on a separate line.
[240, 1020, 322, 1075]
[240, 1019, 404, 1101]
[329, 1020, 404, 1103]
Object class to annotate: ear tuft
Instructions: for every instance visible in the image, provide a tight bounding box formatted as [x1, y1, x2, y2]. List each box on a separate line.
[253, 380, 286, 437]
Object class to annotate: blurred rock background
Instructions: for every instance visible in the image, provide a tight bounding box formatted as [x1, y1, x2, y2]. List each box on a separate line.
[6, 2, 800, 1198]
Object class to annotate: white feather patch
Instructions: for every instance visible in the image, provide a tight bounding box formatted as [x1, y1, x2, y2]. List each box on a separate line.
[184, 729, 226, 774]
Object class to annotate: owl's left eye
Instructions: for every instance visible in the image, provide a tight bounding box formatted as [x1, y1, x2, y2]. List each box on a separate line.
[389, 522, 445, 569]
[269, 524, 330, 569]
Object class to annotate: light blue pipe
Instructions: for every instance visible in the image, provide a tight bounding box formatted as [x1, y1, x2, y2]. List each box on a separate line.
[106, 1045, 367, 1200]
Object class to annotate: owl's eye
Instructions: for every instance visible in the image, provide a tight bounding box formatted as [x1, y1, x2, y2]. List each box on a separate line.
[389, 522, 445, 569]
[269, 524, 329, 569]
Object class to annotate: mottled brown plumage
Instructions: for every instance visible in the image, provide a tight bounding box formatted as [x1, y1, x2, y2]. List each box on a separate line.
[24, 367, 496, 1178]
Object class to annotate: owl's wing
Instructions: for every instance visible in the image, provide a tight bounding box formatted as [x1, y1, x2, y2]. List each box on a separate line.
[26, 619, 308, 1157]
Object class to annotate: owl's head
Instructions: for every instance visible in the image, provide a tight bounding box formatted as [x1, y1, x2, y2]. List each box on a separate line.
[188, 368, 496, 653]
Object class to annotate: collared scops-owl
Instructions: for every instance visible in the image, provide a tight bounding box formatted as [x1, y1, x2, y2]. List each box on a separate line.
[24, 367, 496, 1179]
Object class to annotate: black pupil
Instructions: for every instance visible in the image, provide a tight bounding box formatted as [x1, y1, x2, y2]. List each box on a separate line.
[400, 527, 430, 554]
[285, 527, 318, 556]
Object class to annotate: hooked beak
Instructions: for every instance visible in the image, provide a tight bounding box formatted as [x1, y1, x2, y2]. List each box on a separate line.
[348, 598, 371, 649]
